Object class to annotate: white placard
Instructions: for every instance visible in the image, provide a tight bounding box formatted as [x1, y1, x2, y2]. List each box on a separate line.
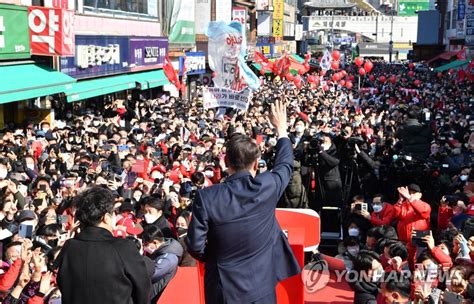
[203, 87, 251, 111]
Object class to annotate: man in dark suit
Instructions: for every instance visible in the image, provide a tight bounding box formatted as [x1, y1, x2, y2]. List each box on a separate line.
[55, 186, 151, 304]
[187, 99, 301, 303]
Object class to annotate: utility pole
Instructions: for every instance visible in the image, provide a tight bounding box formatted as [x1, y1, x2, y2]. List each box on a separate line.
[389, 12, 394, 62]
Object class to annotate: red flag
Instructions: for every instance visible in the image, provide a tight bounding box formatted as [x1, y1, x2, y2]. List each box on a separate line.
[272, 55, 291, 77]
[254, 51, 273, 71]
[163, 56, 181, 91]
[457, 47, 467, 60]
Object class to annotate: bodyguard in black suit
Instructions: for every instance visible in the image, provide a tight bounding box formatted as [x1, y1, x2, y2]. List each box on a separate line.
[55, 187, 151, 304]
[187, 100, 301, 304]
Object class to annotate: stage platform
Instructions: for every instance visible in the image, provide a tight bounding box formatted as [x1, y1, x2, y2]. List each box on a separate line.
[158, 267, 354, 304]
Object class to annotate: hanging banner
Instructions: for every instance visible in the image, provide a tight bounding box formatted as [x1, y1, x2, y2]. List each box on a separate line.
[195, 0, 211, 35]
[129, 37, 168, 71]
[215, 0, 232, 23]
[0, 4, 30, 60]
[28, 6, 74, 56]
[466, 0, 474, 45]
[60, 35, 129, 78]
[202, 87, 251, 111]
[44, 0, 74, 10]
[168, 0, 195, 44]
[232, 7, 246, 25]
[180, 51, 206, 75]
[207, 21, 260, 91]
[272, 0, 284, 38]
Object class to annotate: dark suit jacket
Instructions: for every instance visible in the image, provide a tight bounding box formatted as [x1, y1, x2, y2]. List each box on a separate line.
[187, 138, 301, 303]
[55, 226, 151, 304]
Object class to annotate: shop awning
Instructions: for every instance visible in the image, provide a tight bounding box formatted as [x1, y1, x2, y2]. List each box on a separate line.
[425, 51, 457, 65]
[0, 64, 76, 104]
[434, 60, 469, 72]
[132, 70, 170, 90]
[65, 74, 138, 102]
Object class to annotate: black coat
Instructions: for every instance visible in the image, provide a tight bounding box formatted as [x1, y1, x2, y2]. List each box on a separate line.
[55, 226, 151, 304]
[396, 118, 432, 159]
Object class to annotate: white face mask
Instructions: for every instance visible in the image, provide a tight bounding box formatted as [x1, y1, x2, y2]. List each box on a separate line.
[0, 170, 7, 179]
[144, 213, 158, 224]
[322, 143, 331, 151]
[295, 125, 305, 134]
[136, 134, 144, 141]
[347, 246, 360, 256]
[151, 172, 164, 180]
[460, 175, 468, 182]
[372, 204, 383, 213]
[119, 120, 125, 128]
[26, 163, 35, 171]
[348, 228, 360, 237]
[204, 170, 214, 178]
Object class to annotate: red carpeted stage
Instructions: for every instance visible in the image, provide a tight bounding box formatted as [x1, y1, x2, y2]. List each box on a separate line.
[158, 209, 354, 304]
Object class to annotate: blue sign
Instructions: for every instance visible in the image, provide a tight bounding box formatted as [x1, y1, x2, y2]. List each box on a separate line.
[60, 35, 130, 79]
[459, 0, 466, 20]
[179, 52, 206, 75]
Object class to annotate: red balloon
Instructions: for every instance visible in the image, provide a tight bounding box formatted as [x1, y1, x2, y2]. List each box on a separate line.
[458, 70, 466, 80]
[359, 68, 366, 76]
[390, 75, 397, 84]
[437, 72, 443, 78]
[379, 76, 386, 83]
[323, 84, 329, 91]
[369, 75, 375, 82]
[341, 70, 347, 77]
[307, 75, 315, 83]
[332, 50, 341, 61]
[354, 57, 364, 67]
[346, 81, 353, 89]
[319, 70, 326, 76]
[348, 75, 355, 81]
[285, 73, 294, 81]
[339, 80, 346, 86]
[414, 79, 421, 86]
[448, 68, 455, 75]
[298, 68, 305, 75]
[409, 63, 415, 70]
[408, 70, 415, 77]
[304, 63, 310, 71]
[331, 61, 340, 70]
[332, 73, 340, 82]
[364, 60, 373, 73]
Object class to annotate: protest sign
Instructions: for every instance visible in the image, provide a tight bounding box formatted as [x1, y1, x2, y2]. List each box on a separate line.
[202, 87, 251, 111]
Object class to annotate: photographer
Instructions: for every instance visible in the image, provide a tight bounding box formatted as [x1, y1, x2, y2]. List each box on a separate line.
[395, 105, 432, 159]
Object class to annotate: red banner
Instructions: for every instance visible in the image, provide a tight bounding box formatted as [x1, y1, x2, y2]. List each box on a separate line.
[28, 7, 74, 56]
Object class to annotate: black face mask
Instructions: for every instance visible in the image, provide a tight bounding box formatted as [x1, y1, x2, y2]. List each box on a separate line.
[176, 227, 187, 237]
[47, 238, 58, 248]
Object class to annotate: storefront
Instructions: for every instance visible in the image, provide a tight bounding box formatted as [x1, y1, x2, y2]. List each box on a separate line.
[60, 35, 170, 103]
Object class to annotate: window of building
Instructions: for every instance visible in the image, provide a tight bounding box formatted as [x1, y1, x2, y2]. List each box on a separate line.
[82, 0, 159, 18]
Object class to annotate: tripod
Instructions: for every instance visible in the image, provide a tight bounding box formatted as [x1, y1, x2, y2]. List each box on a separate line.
[341, 154, 362, 206]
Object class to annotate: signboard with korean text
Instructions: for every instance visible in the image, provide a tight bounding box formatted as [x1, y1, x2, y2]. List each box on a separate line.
[60, 35, 129, 79]
[28, 6, 74, 56]
[129, 37, 168, 71]
[44, 0, 74, 10]
[467, 0, 474, 45]
[232, 7, 246, 25]
[0, 4, 30, 60]
[256, 0, 270, 10]
[180, 51, 206, 75]
[398, 0, 430, 16]
[272, 0, 284, 38]
[202, 87, 251, 111]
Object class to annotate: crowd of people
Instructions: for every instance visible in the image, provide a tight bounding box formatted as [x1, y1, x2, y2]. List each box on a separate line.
[0, 58, 472, 303]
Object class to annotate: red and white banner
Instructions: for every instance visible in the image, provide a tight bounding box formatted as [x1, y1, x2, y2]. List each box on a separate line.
[28, 7, 74, 56]
[44, 0, 74, 10]
[232, 7, 246, 25]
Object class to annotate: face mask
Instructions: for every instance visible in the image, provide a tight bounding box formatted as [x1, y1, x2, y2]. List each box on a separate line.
[136, 134, 144, 141]
[42, 128, 50, 133]
[348, 228, 360, 237]
[460, 175, 468, 181]
[119, 120, 125, 128]
[47, 239, 58, 248]
[15, 139, 22, 146]
[322, 143, 331, 151]
[144, 213, 158, 224]
[66, 113, 72, 119]
[151, 172, 163, 180]
[133, 194, 142, 202]
[26, 163, 35, 171]
[372, 204, 383, 213]
[177, 227, 187, 237]
[143, 245, 155, 255]
[347, 246, 360, 256]
[0, 169, 7, 180]
[84, 120, 91, 127]
[295, 125, 305, 133]
[204, 170, 214, 178]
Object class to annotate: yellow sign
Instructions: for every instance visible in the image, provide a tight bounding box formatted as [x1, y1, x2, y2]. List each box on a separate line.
[272, 0, 284, 38]
[262, 46, 271, 54]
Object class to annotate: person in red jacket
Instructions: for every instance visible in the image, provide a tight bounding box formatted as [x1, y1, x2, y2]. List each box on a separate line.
[367, 194, 396, 227]
[437, 196, 454, 232]
[393, 184, 431, 269]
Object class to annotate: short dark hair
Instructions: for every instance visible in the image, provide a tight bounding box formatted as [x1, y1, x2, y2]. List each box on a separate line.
[416, 249, 435, 264]
[142, 225, 164, 244]
[351, 250, 380, 272]
[37, 224, 63, 237]
[74, 186, 114, 227]
[224, 133, 261, 171]
[384, 271, 411, 298]
[191, 172, 205, 185]
[141, 194, 165, 211]
[388, 242, 408, 261]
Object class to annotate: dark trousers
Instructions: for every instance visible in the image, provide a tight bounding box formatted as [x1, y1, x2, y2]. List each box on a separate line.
[209, 277, 277, 304]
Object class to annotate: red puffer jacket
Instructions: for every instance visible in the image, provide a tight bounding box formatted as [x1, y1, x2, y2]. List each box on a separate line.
[393, 199, 431, 243]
